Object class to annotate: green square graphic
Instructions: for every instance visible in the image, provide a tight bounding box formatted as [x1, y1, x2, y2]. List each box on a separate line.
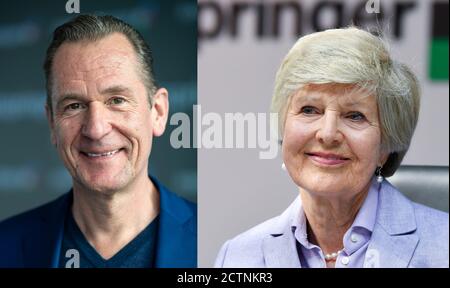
[430, 38, 449, 81]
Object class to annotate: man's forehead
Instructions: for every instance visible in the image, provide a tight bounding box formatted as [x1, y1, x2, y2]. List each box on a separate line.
[57, 54, 130, 82]
[53, 34, 138, 77]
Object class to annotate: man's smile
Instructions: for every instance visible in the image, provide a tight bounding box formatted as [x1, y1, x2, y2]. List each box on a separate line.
[80, 148, 126, 159]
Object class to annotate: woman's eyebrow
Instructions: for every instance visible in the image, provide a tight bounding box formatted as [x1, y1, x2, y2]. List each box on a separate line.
[339, 98, 373, 109]
[293, 93, 321, 104]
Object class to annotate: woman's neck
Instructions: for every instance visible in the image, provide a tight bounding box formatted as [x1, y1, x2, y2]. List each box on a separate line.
[301, 187, 368, 256]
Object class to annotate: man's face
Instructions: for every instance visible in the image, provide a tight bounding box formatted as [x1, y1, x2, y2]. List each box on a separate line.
[47, 33, 168, 193]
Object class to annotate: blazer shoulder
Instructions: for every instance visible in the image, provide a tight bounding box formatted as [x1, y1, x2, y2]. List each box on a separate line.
[413, 202, 448, 224]
[412, 202, 449, 243]
[215, 216, 279, 268]
[0, 192, 69, 264]
[409, 203, 449, 267]
[0, 193, 69, 236]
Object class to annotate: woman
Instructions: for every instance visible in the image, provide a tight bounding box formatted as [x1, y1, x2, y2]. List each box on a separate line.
[214, 27, 449, 268]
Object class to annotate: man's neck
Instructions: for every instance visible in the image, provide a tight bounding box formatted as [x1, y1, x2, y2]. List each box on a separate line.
[71, 175, 159, 260]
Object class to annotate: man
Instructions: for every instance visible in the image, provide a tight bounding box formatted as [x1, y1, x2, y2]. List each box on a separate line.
[0, 15, 196, 268]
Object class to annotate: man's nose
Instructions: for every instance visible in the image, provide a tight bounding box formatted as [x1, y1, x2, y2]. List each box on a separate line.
[315, 111, 344, 146]
[81, 102, 112, 140]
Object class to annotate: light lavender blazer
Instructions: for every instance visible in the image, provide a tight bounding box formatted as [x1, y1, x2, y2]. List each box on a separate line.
[215, 181, 449, 268]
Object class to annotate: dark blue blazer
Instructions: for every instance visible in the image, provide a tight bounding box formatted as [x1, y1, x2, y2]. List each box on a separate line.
[0, 177, 197, 268]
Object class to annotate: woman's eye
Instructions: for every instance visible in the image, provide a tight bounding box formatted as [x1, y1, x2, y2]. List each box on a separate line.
[347, 112, 366, 121]
[110, 97, 126, 105]
[300, 106, 318, 115]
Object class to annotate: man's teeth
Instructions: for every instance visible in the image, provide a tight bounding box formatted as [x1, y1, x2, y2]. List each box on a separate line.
[86, 149, 119, 157]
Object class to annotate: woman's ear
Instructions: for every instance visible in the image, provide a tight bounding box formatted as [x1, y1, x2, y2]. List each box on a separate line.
[151, 88, 169, 137]
[379, 151, 390, 167]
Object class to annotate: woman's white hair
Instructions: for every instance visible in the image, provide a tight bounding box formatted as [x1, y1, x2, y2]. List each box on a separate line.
[271, 27, 420, 177]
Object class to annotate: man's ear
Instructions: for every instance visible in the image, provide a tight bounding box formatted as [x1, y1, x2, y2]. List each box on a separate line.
[45, 104, 57, 147]
[151, 88, 169, 137]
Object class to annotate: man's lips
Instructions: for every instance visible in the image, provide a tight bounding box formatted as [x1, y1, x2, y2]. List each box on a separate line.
[80, 148, 125, 158]
[305, 152, 350, 165]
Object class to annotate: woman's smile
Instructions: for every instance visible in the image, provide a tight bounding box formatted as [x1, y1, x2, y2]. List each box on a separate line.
[305, 152, 351, 167]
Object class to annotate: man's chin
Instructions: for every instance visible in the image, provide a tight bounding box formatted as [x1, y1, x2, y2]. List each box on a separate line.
[75, 174, 130, 194]
[85, 183, 124, 194]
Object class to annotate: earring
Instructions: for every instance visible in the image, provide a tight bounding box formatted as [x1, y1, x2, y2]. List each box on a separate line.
[376, 166, 383, 183]
[281, 163, 286, 171]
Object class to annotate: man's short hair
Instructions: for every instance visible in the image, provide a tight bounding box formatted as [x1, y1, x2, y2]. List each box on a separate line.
[44, 14, 157, 115]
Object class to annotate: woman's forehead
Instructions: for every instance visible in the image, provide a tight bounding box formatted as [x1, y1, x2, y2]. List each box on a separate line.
[293, 83, 375, 106]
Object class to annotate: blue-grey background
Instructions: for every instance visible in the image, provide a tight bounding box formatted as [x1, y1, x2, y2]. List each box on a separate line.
[0, 0, 197, 221]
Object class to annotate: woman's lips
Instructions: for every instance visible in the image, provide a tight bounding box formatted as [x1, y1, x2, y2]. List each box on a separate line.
[306, 152, 350, 166]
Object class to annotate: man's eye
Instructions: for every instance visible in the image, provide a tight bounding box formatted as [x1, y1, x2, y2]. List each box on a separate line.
[347, 112, 366, 121]
[110, 97, 126, 105]
[300, 106, 318, 115]
[65, 103, 83, 111]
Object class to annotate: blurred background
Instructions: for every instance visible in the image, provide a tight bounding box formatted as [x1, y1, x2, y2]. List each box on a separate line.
[0, 0, 197, 221]
[1, 0, 448, 268]
[198, 0, 448, 267]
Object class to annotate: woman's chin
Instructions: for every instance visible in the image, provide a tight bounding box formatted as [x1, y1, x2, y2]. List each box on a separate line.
[297, 178, 349, 196]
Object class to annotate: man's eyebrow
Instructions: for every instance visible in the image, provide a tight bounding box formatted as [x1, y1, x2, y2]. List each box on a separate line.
[100, 85, 133, 95]
[56, 94, 85, 105]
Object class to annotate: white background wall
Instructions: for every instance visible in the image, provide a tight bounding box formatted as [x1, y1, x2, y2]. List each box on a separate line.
[198, 0, 449, 267]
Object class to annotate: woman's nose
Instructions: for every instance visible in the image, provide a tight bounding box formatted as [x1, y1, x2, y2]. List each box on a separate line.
[315, 111, 344, 146]
[81, 102, 112, 140]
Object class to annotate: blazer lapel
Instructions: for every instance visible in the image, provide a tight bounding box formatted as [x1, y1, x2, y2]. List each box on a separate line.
[366, 181, 419, 268]
[153, 178, 197, 268]
[263, 231, 301, 268]
[262, 197, 302, 268]
[366, 226, 418, 268]
[154, 209, 196, 267]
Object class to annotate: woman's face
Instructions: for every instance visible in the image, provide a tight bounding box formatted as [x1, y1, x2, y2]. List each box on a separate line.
[282, 84, 388, 199]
